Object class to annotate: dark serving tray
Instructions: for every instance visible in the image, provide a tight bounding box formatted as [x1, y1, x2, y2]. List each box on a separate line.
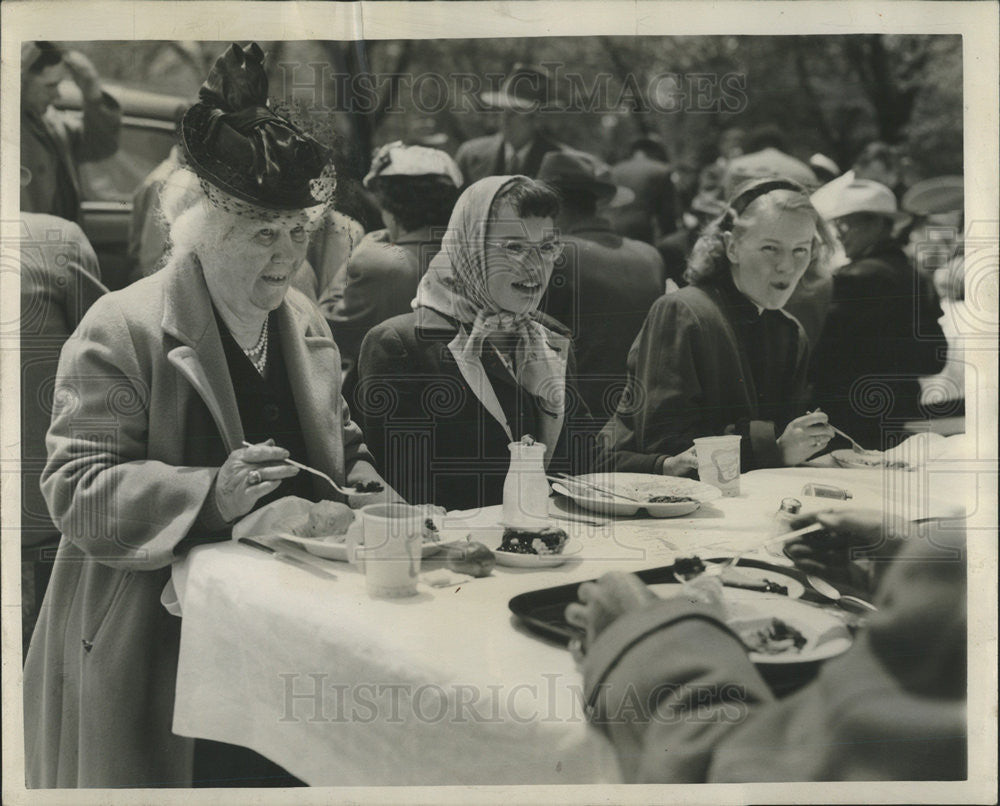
[508, 557, 816, 646]
[508, 558, 830, 696]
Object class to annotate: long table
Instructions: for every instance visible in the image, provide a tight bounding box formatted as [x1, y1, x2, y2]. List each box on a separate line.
[167, 464, 969, 786]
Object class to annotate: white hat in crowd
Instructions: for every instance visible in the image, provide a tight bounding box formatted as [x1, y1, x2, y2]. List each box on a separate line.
[810, 177, 912, 225]
[364, 141, 463, 189]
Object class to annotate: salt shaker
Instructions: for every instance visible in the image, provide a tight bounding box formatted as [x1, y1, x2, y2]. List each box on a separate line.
[502, 435, 549, 526]
[767, 497, 803, 556]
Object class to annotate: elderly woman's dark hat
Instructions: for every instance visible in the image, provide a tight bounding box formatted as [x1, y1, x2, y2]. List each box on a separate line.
[180, 42, 335, 214]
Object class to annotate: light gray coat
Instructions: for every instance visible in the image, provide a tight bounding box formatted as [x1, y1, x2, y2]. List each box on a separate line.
[24, 254, 383, 787]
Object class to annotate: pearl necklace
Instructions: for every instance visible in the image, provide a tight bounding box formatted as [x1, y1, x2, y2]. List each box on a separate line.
[241, 316, 269, 376]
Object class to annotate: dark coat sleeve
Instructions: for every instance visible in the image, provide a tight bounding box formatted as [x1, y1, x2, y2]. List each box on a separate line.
[597, 294, 706, 473]
[66, 91, 122, 163]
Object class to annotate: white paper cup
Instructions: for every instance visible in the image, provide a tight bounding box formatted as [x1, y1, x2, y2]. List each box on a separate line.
[693, 435, 742, 496]
[351, 503, 424, 598]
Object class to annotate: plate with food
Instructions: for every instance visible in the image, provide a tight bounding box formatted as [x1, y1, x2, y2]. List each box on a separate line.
[830, 449, 914, 471]
[650, 585, 853, 664]
[234, 497, 445, 562]
[551, 472, 722, 517]
[491, 525, 574, 568]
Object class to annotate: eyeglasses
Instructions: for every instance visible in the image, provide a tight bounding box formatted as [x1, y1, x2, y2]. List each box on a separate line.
[484, 239, 564, 260]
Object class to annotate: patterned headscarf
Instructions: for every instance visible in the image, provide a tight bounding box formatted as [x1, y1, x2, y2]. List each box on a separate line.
[413, 176, 568, 454]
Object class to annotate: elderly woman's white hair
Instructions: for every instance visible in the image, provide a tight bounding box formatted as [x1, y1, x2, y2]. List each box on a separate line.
[157, 167, 223, 271]
[157, 166, 323, 273]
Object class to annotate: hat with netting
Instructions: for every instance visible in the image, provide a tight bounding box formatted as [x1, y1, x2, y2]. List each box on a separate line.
[180, 42, 336, 218]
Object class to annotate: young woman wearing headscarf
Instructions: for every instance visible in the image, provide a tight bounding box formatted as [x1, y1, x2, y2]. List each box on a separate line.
[357, 175, 591, 511]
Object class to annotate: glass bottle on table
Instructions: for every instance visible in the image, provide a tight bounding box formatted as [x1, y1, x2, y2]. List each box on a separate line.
[502, 435, 549, 526]
[768, 497, 803, 557]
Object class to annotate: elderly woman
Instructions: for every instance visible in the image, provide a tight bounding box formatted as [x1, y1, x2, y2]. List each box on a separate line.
[24, 44, 389, 788]
[599, 178, 837, 475]
[358, 175, 589, 511]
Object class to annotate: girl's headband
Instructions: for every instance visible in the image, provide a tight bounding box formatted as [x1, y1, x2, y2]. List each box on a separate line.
[729, 178, 806, 218]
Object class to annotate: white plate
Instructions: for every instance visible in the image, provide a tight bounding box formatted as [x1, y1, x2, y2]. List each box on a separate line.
[494, 544, 572, 568]
[650, 584, 852, 664]
[831, 449, 914, 471]
[274, 532, 445, 562]
[553, 473, 721, 517]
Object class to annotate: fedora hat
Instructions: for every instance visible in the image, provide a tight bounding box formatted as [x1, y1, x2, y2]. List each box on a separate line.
[902, 175, 963, 216]
[537, 149, 635, 208]
[811, 177, 911, 225]
[480, 63, 562, 111]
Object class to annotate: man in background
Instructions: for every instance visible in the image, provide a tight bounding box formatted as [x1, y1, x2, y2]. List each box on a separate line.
[21, 42, 122, 223]
[809, 179, 946, 445]
[456, 63, 566, 185]
[538, 150, 666, 419]
[607, 135, 677, 245]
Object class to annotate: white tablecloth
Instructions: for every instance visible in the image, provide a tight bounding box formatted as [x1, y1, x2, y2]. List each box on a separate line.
[168, 464, 970, 786]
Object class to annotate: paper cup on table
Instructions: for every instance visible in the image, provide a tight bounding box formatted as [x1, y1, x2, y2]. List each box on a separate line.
[351, 503, 424, 598]
[693, 435, 742, 496]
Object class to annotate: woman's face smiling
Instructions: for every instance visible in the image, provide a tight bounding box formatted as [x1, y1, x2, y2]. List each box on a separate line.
[200, 214, 310, 319]
[483, 201, 556, 315]
[725, 205, 815, 310]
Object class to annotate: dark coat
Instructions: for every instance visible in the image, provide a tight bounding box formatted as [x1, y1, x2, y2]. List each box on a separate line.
[20, 213, 106, 549]
[358, 307, 592, 510]
[809, 243, 946, 446]
[455, 131, 565, 186]
[599, 276, 809, 474]
[607, 153, 677, 243]
[324, 228, 442, 369]
[582, 523, 966, 782]
[24, 255, 384, 787]
[21, 93, 122, 222]
[541, 215, 666, 419]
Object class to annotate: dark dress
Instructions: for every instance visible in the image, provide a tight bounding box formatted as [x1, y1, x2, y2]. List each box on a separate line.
[358, 307, 593, 511]
[599, 273, 809, 474]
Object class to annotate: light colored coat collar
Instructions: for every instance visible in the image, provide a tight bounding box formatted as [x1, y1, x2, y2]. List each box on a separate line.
[161, 255, 348, 489]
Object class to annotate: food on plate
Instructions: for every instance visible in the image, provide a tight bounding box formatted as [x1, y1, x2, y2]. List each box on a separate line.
[646, 494, 696, 504]
[443, 539, 496, 577]
[735, 618, 808, 655]
[294, 500, 355, 538]
[498, 526, 568, 556]
[838, 451, 912, 471]
[353, 480, 385, 493]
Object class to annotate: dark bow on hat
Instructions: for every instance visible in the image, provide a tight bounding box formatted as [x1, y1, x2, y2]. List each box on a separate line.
[181, 42, 332, 210]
